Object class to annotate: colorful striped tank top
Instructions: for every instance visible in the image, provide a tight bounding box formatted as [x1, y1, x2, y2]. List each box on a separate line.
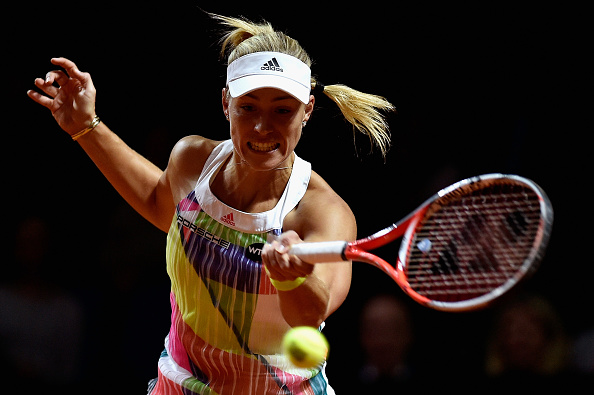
[151, 140, 335, 394]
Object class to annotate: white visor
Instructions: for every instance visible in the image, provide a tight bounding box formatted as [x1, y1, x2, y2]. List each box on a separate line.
[226, 52, 311, 104]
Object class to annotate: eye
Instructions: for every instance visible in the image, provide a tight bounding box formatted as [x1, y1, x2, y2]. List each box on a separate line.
[241, 105, 255, 112]
[276, 108, 292, 114]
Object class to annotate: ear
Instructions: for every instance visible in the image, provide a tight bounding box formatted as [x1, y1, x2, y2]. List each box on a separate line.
[303, 95, 315, 122]
[222, 87, 230, 119]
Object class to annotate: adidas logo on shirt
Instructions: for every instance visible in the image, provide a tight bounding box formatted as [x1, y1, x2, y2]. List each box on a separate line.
[261, 57, 283, 72]
[220, 212, 236, 227]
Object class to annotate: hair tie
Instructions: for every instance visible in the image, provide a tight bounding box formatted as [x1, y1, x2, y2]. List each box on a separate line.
[312, 81, 325, 96]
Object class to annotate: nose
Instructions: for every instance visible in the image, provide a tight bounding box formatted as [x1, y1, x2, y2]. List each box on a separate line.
[254, 115, 274, 135]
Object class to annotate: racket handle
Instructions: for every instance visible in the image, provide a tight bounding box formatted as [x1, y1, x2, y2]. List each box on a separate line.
[289, 241, 348, 263]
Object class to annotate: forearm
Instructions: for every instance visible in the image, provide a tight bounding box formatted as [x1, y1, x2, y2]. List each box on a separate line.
[28, 58, 174, 230]
[264, 229, 353, 328]
[75, 121, 171, 231]
[277, 273, 331, 328]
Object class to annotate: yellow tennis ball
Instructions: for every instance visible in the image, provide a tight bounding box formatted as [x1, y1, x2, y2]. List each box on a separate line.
[282, 326, 329, 368]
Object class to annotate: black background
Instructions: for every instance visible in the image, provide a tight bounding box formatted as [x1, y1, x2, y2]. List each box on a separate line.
[3, 1, 590, 393]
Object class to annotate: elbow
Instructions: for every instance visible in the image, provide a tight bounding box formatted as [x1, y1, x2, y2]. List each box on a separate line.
[281, 285, 330, 329]
[285, 310, 327, 329]
[287, 302, 328, 329]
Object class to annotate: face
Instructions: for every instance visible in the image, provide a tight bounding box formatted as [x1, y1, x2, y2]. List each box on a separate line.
[222, 87, 314, 171]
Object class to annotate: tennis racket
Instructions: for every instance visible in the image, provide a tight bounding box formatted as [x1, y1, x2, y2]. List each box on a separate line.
[289, 173, 553, 312]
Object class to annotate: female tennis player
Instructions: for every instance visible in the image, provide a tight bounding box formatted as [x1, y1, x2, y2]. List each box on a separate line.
[27, 14, 394, 394]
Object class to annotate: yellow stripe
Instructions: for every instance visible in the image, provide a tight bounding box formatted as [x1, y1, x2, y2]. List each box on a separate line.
[166, 218, 245, 352]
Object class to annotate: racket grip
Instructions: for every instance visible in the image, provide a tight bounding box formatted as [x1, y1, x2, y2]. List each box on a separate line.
[289, 241, 348, 263]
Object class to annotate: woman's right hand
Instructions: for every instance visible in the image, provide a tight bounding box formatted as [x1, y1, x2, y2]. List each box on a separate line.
[27, 57, 97, 135]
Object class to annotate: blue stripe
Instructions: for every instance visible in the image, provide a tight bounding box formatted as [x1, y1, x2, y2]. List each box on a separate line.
[178, 220, 263, 293]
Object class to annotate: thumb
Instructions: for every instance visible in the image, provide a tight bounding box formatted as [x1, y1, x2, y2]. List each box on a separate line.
[277, 230, 302, 253]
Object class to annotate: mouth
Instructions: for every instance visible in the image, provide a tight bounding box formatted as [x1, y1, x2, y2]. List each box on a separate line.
[248, 141, 280, 152]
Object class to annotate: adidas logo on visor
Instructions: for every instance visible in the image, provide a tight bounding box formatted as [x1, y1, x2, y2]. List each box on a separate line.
[261, 57, 283, 72]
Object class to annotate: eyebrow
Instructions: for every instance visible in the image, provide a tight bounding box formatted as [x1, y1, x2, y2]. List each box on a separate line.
[244, 93, 295, 102]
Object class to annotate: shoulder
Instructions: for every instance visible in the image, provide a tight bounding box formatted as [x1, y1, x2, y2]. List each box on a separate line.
[167, 135, 225, 176]
[286, 170, 357, 242]
[164, 136, 224, 202]
[304, 171, 351, 213]
[169, 135, 222, 166]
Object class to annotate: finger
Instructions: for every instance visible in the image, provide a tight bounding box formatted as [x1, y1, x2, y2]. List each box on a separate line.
[27, 89, 53, 109]
[263, 247, 290, 280]
[45, 70, 69, 87]
[269, 239, 287, 254]
[288, 255, 315, 276]
[273, 251, 307, 279]
[51, 57, 87, 81]
[34, 77, 59, 97]
[51, 57, 95, 96]
[273, 249, 291, 269]
[264, 240, 312, 280]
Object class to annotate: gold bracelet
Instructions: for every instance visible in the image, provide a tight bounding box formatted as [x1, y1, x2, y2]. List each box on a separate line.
[264, 266, 307, 291]
[71, 116, 101, 141]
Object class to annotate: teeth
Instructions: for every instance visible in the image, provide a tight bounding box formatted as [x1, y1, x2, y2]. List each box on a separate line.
[249, 142, 279, 152]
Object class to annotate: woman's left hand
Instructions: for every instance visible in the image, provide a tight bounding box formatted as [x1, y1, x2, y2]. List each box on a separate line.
[262, 230, 314, 281]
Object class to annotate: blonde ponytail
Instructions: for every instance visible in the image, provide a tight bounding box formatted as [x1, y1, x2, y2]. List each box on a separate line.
[211, 13, 395, 157]
[316, 82, 395, 157]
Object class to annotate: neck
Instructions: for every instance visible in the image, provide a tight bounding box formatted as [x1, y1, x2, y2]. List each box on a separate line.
[228, 160, 292, 171]
[210, 153, 294, 213]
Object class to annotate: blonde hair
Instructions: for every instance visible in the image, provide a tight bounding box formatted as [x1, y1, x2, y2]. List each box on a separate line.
[211, 13, 395, 157]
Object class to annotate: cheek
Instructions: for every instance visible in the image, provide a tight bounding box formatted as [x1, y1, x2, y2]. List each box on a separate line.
[284, 124, 303, 149]
[228, 117, 251, 140]
[229, 126, 248, 160]
[285, 112, 305, 139]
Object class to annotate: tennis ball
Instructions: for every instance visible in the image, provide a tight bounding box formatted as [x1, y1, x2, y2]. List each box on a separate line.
[282, 326, 329, 368]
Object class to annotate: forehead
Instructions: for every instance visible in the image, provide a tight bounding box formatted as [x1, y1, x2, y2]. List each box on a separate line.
[236, 87, 300, 103]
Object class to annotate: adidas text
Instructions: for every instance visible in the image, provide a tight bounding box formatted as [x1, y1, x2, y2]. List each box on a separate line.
[261, 65, 283, 72]
[261, 57, 283, 72]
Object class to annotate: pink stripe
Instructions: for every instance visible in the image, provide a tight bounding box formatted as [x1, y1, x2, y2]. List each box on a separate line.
[168, 292, 192, 373]
[178, 196, 201, 212]
[153, 368, 186, 395]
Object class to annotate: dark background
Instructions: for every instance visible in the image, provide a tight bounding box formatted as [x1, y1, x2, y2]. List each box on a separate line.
[3, 1, 590, 393]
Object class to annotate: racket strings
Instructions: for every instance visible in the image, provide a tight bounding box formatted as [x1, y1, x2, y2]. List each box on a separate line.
[405, 184, 543, 301]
